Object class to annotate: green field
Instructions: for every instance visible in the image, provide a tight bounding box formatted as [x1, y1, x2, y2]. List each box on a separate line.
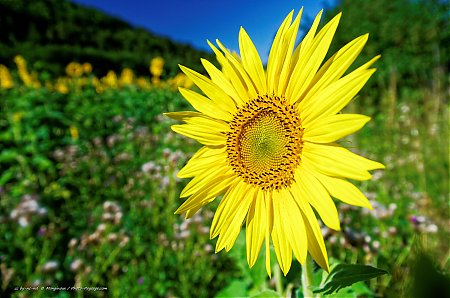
[0, 0, 448, 297]
[0, 71, 448, 296]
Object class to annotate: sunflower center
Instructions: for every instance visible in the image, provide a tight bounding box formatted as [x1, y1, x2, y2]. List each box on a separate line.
[226, 95, 303, 190]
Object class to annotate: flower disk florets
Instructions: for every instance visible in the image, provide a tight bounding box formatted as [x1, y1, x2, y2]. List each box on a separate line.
[226, 95, 303, 191]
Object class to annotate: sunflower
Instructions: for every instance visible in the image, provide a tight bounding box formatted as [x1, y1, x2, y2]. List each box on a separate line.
[166, 9, 384, 276]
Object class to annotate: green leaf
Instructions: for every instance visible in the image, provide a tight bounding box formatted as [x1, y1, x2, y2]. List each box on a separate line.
[313, 264, 388, 295]
[216, 280, 248, 297]
[0, 130, 13, 142]
[250, 289, 282, 297]
[0, 169, 15, 185]
[0, 150, 18, 163]
[227, 232, 267, 289]
[31, 155, 53, 170]
[320, 281, 373, 298]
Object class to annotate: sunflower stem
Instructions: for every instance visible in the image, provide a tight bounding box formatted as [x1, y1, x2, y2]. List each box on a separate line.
[274, 263, 283, 295]
[301, 255, 315, 298]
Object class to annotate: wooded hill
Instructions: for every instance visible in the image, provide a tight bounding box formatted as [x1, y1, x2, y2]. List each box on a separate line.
[0, 0, 214, 78]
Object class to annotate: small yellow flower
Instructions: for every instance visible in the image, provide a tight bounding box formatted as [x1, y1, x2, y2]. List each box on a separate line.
[91, 77, 101, 87]
[82, 62, 93, 74]
[0, 65, 14, 89]
[69, 125, 79, 140]
[14, 55, 26, 66]
[66, 62, 83, 77]
[150, 57, 164, 84]
[55, 79, 69, 94]
[102, 70, 118, 88]
[14, 55, 33, 87]
[12, 112, 23, 123]
[168, 73, 194, 89]
[136, 77, 151, 90]
[91, 76, 104, 93]
[30, 71, 41, 89]
[119, 68, 134, 86]
[95, 86, 104, 93]
[182, 76, 193, 89]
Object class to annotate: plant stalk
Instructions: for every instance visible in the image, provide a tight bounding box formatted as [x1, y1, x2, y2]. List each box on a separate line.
[274, 263, 283, 295]
[301, 255, 314, 298]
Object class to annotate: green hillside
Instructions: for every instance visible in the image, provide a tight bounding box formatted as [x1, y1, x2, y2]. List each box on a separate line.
[0, 0, 214, 78]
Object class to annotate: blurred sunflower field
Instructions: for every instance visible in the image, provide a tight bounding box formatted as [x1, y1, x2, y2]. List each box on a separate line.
[0, 0, 448, 297]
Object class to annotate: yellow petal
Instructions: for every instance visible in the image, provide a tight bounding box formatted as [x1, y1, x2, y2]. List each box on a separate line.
[207, 40, 249, 105]
[177, 147, 226, 178]
[266, 10, 294, 93]
[301, 69, 376, 125]
[208, 41, 249, 107]
[264, 191, 274, 277]
[287, 12, 341, 104]
[180, 163, 229, 198]
[207, 40, 237, 86]
[302, 142, 378, 180]
[271, 190, 293, 275]
[171, 124, 226, 146]
[216, 185, 255, 252]
[290, 181, 330, 272]
[279, 188, 307, 264]
[179, 87, 232, 121]
[184, 115, 229, 132]
[175, 173, 236, 215]
[210, 180, 245, 239]
[306, 142, 385, 171]
[238, 27, 267, 94]
[164, 111, 203, 121]
[276, 11, 302, 96]
[185, 200, 215, 219]
[288, 10, 322, 77]
[296, 168, 341, 231]
[180, 65, 237, 115]
[166, 111, 229, 133]
[216, 39, 258, 99]
[312, 172, 373, 209]
[246, 189, 267, 268]
[289, 43, 301, 75]
[300, 34, 370, 101]
[296, 10, 323, 64]
[201, 58, 245, 107]
[187, 145, 209, 160]
[303, 114, 370, 143]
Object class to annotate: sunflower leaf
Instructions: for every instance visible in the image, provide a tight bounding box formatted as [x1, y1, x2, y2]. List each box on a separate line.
[313, 264, 388, 295]
[250, 289, 282, 297]
[216, 280, 248, 297]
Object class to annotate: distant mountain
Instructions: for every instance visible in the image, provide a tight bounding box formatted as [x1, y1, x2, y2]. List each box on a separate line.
[0, 0, 214, 77]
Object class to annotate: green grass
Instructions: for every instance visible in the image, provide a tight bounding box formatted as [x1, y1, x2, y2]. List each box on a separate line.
[0, 81, 448, 297]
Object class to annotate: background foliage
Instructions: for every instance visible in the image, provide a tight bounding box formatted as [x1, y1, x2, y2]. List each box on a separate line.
[0, 0, 448, 297]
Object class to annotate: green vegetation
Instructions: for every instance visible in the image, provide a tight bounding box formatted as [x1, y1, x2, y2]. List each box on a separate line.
[323, 0, 448, 108]
[0, 86, 240, 297]
[0, 0, 448, 297]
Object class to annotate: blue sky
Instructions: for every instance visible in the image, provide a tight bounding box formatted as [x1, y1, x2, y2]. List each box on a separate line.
[70, 0, 337, 63]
